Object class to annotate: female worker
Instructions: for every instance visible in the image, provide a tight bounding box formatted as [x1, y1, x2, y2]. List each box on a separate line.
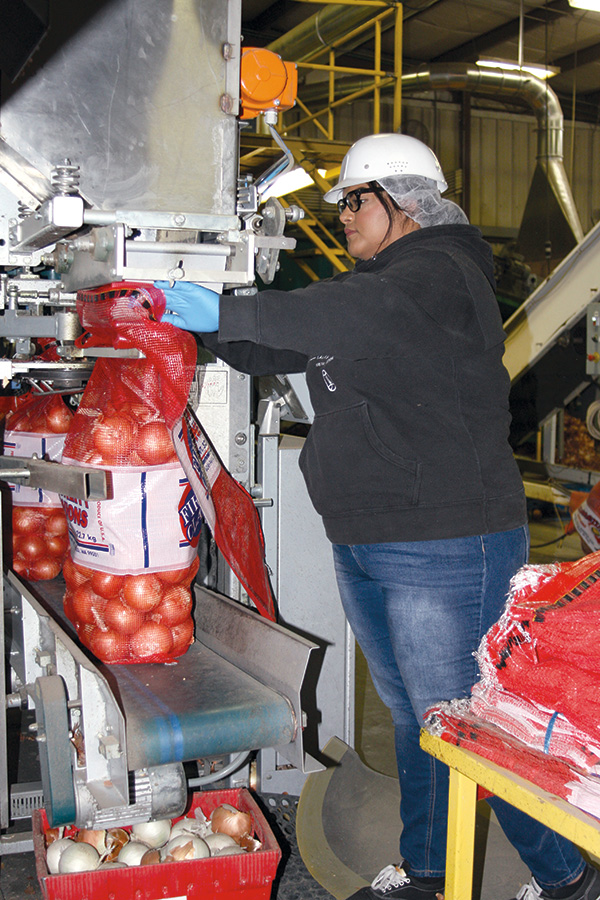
[156, 133, 599, 900]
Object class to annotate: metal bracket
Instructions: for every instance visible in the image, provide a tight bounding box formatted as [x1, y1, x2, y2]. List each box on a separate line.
[0, 456, 111, 501]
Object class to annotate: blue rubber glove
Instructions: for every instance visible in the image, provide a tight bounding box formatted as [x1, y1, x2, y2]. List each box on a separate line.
[154, 281, 220, 333]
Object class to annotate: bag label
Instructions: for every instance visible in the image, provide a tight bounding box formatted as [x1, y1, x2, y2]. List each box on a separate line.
[4, 429, 65, 507]
[60, 458, 203, 575]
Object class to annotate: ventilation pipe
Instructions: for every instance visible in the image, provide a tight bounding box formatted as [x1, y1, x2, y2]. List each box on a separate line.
[402, 64, 583, 264]
[267, 6, 375, 63]
[298, 62, 583, 264]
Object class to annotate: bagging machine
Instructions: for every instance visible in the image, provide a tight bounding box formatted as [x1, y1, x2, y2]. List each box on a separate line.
[0, 0, 354, 851]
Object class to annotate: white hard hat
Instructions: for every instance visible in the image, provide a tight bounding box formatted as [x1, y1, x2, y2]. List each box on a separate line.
[323, 133, 448, 202]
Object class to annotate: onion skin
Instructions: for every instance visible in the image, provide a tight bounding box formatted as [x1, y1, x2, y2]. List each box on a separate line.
[75, 828, 107, 856]
[210, 805, 254, 844]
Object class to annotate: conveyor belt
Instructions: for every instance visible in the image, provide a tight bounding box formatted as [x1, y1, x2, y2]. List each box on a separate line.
[104, 649, 295, 769]
[14, 576, 308, 771]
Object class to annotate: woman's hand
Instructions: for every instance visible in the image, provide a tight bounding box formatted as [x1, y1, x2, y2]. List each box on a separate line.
[154, 281, 220, 333]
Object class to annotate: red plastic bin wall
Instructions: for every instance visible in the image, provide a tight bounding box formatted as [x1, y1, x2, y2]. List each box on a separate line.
[33, 788, 282, 900]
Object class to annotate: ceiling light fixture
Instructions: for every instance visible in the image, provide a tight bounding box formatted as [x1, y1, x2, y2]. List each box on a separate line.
[476, 58, 560, 79]
[568, 0, 600, 9]
[260, 166, 326, 200]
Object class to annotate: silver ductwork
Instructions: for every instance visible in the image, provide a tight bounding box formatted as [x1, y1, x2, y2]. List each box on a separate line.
[298, 62, 583, 263]
[267, 5, 377, 62]
[402, 64, 584, 261]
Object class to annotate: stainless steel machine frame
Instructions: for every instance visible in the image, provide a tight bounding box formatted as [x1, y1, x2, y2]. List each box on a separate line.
[0, 0, 353, 853]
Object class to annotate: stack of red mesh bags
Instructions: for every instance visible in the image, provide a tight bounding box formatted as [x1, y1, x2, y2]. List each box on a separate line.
[425, 552, 600, 818]
[61, 283, 275, 667]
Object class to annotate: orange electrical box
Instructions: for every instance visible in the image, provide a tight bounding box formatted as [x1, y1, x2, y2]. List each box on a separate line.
[240, 46, 297, 119]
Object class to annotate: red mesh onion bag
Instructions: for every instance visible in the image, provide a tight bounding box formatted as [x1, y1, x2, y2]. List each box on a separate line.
[61, 284, 201, 664]
[63, 282, 274, 666]
[4, 393, 72, 580]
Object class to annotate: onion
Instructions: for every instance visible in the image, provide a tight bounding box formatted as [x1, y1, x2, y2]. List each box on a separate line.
[130, 622, 173, 659]
[45, 399, 73, 433]
[169, 817, 210, 840]
[170, 619, 194, 657]
[17, 534, 46, 560]
[12, 558, 27, 576]
[117, 840, 151, 867]
[131, 818, 172, 849]
[122, 574, 163, 612]
[98, 861, 127, 870]
[88, 627, 129, 662]
[140, 848, 161, 865]
[46, 837, 74, 874]
[93, 414, 137, 464]
[30, 556, 62, 581]
[46, 512, 68, 536]
[135, 422, 176, 466]
[12, 507, 44, 534]
[154, 586, 192, 627]
[103, 599, 145, 635]
[72, 583, 106, 626]
[163, 835, 209, 862]
[91, 571, 124, 600]
[211, 805, 253, 844]
[63, 556, 90, 589]
[58, 840, 101, 873]
[203, 833, 240, 855]
[45, 535, 69, 558]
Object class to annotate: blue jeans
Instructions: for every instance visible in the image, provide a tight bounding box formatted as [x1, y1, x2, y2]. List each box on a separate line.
[332, 528, 586, 890]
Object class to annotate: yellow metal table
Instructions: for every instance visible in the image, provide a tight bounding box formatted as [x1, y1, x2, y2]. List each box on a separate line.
[420, 730, 600, 900]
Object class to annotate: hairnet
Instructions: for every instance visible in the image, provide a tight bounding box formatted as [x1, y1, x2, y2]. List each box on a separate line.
[377, 174, 469, 228]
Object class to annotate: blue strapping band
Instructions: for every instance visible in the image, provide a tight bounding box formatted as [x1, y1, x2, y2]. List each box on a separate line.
[544, 710, 559, 754]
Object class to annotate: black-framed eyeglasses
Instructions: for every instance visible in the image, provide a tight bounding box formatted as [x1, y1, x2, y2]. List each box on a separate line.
[337, 187, 378, 215]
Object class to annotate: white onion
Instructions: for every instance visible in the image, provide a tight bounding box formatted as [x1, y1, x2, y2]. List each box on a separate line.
[98, 861, 127, 870]
[163, 834, 210, 861]
[203, 833, 240, 856]
[46, 837, 74, 874]
[58, 841, 101, 873]
[131, 819, 171, 849]
[216, 845, 246, 856]
[169, 817, 210, 840]
[117, 840, 153, 867]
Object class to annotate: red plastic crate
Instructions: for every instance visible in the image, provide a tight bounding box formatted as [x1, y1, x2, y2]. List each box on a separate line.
[33, 788, 282, 900]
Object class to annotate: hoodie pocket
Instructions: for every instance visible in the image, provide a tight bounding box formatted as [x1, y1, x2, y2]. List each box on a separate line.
[300, 402, 421, 517]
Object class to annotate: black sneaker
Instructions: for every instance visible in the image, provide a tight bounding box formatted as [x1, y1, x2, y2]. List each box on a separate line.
[512, 866, 600, 900]
[347, 864, 445, 899]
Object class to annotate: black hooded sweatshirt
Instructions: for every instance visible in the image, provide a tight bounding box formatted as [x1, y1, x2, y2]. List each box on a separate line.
[199, 223, 526, 545]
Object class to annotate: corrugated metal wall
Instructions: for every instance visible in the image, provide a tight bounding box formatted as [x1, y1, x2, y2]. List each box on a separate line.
[317, 96, 600, 237]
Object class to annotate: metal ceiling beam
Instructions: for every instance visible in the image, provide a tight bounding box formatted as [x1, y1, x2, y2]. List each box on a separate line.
[550, 40, 600, 75]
